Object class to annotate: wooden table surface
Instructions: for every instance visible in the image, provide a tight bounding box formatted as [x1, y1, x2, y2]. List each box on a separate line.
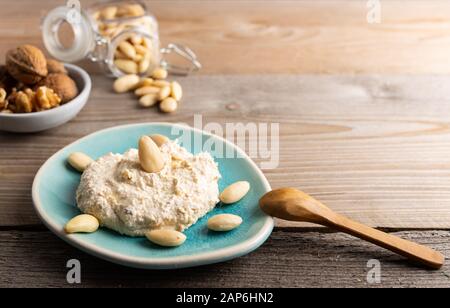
[1, 0, 450, 288]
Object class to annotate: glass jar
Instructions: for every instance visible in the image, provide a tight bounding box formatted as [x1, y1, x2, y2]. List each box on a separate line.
[41, 0, 201, 77]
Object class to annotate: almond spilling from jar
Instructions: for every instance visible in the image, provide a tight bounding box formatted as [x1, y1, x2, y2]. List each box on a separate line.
[219, 181, 251, 204]
[137, 77, 154, 88]
[138, 55, 151, 74]
[152, 80, 170, 88]
[158, 85, 171, 101]
[207, 214, 243, 231]
[138, 135, 165, 173]
[170, 81, 183, 101]
[150, 134, 170, 147]
[68, 152, 94, 172]
[113, 74, 140, 93]
[135, 86, 160, 97]
[151, 67, 168, 80]
[65, 214, 99, 234]
[160, 97, 178, 113]
[139, 93, 158, 107]
[146, 229, 186, 247]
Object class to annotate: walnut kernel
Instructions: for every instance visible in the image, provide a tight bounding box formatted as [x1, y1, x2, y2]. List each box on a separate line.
[0, 88, 7, 110]
[35, 86, 61, 110]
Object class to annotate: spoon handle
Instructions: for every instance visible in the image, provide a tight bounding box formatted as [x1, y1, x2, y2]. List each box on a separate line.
[324, 214, 444, 269]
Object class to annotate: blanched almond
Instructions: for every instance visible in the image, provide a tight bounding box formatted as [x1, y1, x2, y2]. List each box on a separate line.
[138, 136, 165, 172]
[100, 6, 117, 20]
[139, 93, 158, 107]
[207, 214, 242, 231]
[139, 56, 151, 74]
[150, 134, 170, 147]
[130, 35, 143, 45]
[152, 80, 170, 88]
[114, 59, 138, 74]
[135, 86, 160, 97]
[170, 81, 183, 101]
[118, 41, 137, 60]
[110, 24, 126, 38]
[151, 67, 168, 80]
[135, 44, 148, 55]
[68, 152, 94, 172]
[142, 38, 152, 49]
[159, 97, 178, 113]
[146, 229, 186, 247]
[158, 85, 171, 100]
[219, 181, 250, 204]
[126, 4, 145, 17]
[113, 74, 140, 93]
[137, 77, 154, 87]
[114, 49, 128, 60]
[134, 53, 143, 62]
[65, 214, 99, 234]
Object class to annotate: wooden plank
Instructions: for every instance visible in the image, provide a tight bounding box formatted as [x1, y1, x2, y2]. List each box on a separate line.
[0, 230, 448, 287]
[2, 75, 450, 229]
[1, 1, 450, 74]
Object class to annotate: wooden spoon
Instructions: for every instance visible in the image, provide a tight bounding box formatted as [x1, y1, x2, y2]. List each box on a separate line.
[259, 188, 444, 269]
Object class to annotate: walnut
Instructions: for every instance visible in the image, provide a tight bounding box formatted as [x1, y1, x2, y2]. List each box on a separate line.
[35, 86, 61, 110]
[6, 45, 48, 85]
[37, 73, 78, 103]
[47, 59, 68, 74]
[0, 88, 7, 110]
[14, 91, 33, 113]
[8, 86, 61, 113]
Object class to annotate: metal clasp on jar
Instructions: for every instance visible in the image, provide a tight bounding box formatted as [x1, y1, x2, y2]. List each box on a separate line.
[160, 43, 202, 76]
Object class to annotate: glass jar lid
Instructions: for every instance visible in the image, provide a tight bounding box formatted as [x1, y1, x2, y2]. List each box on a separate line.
[42, 6, 96, 63]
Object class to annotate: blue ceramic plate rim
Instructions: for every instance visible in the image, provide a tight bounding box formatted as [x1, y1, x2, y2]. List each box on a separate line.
[32, 123, 274, 269]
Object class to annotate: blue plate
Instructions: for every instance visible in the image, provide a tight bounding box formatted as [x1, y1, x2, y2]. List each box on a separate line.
[32, 123, 273, 269]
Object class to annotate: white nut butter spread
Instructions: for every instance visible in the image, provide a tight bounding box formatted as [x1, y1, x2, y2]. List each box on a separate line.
[76, 140, 221, 236]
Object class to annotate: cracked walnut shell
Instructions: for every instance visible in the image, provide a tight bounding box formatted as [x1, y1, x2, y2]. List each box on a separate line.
[6, 45, 48, 85]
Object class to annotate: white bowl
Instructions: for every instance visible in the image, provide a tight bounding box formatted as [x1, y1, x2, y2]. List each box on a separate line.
[0, 64, 91, 133]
